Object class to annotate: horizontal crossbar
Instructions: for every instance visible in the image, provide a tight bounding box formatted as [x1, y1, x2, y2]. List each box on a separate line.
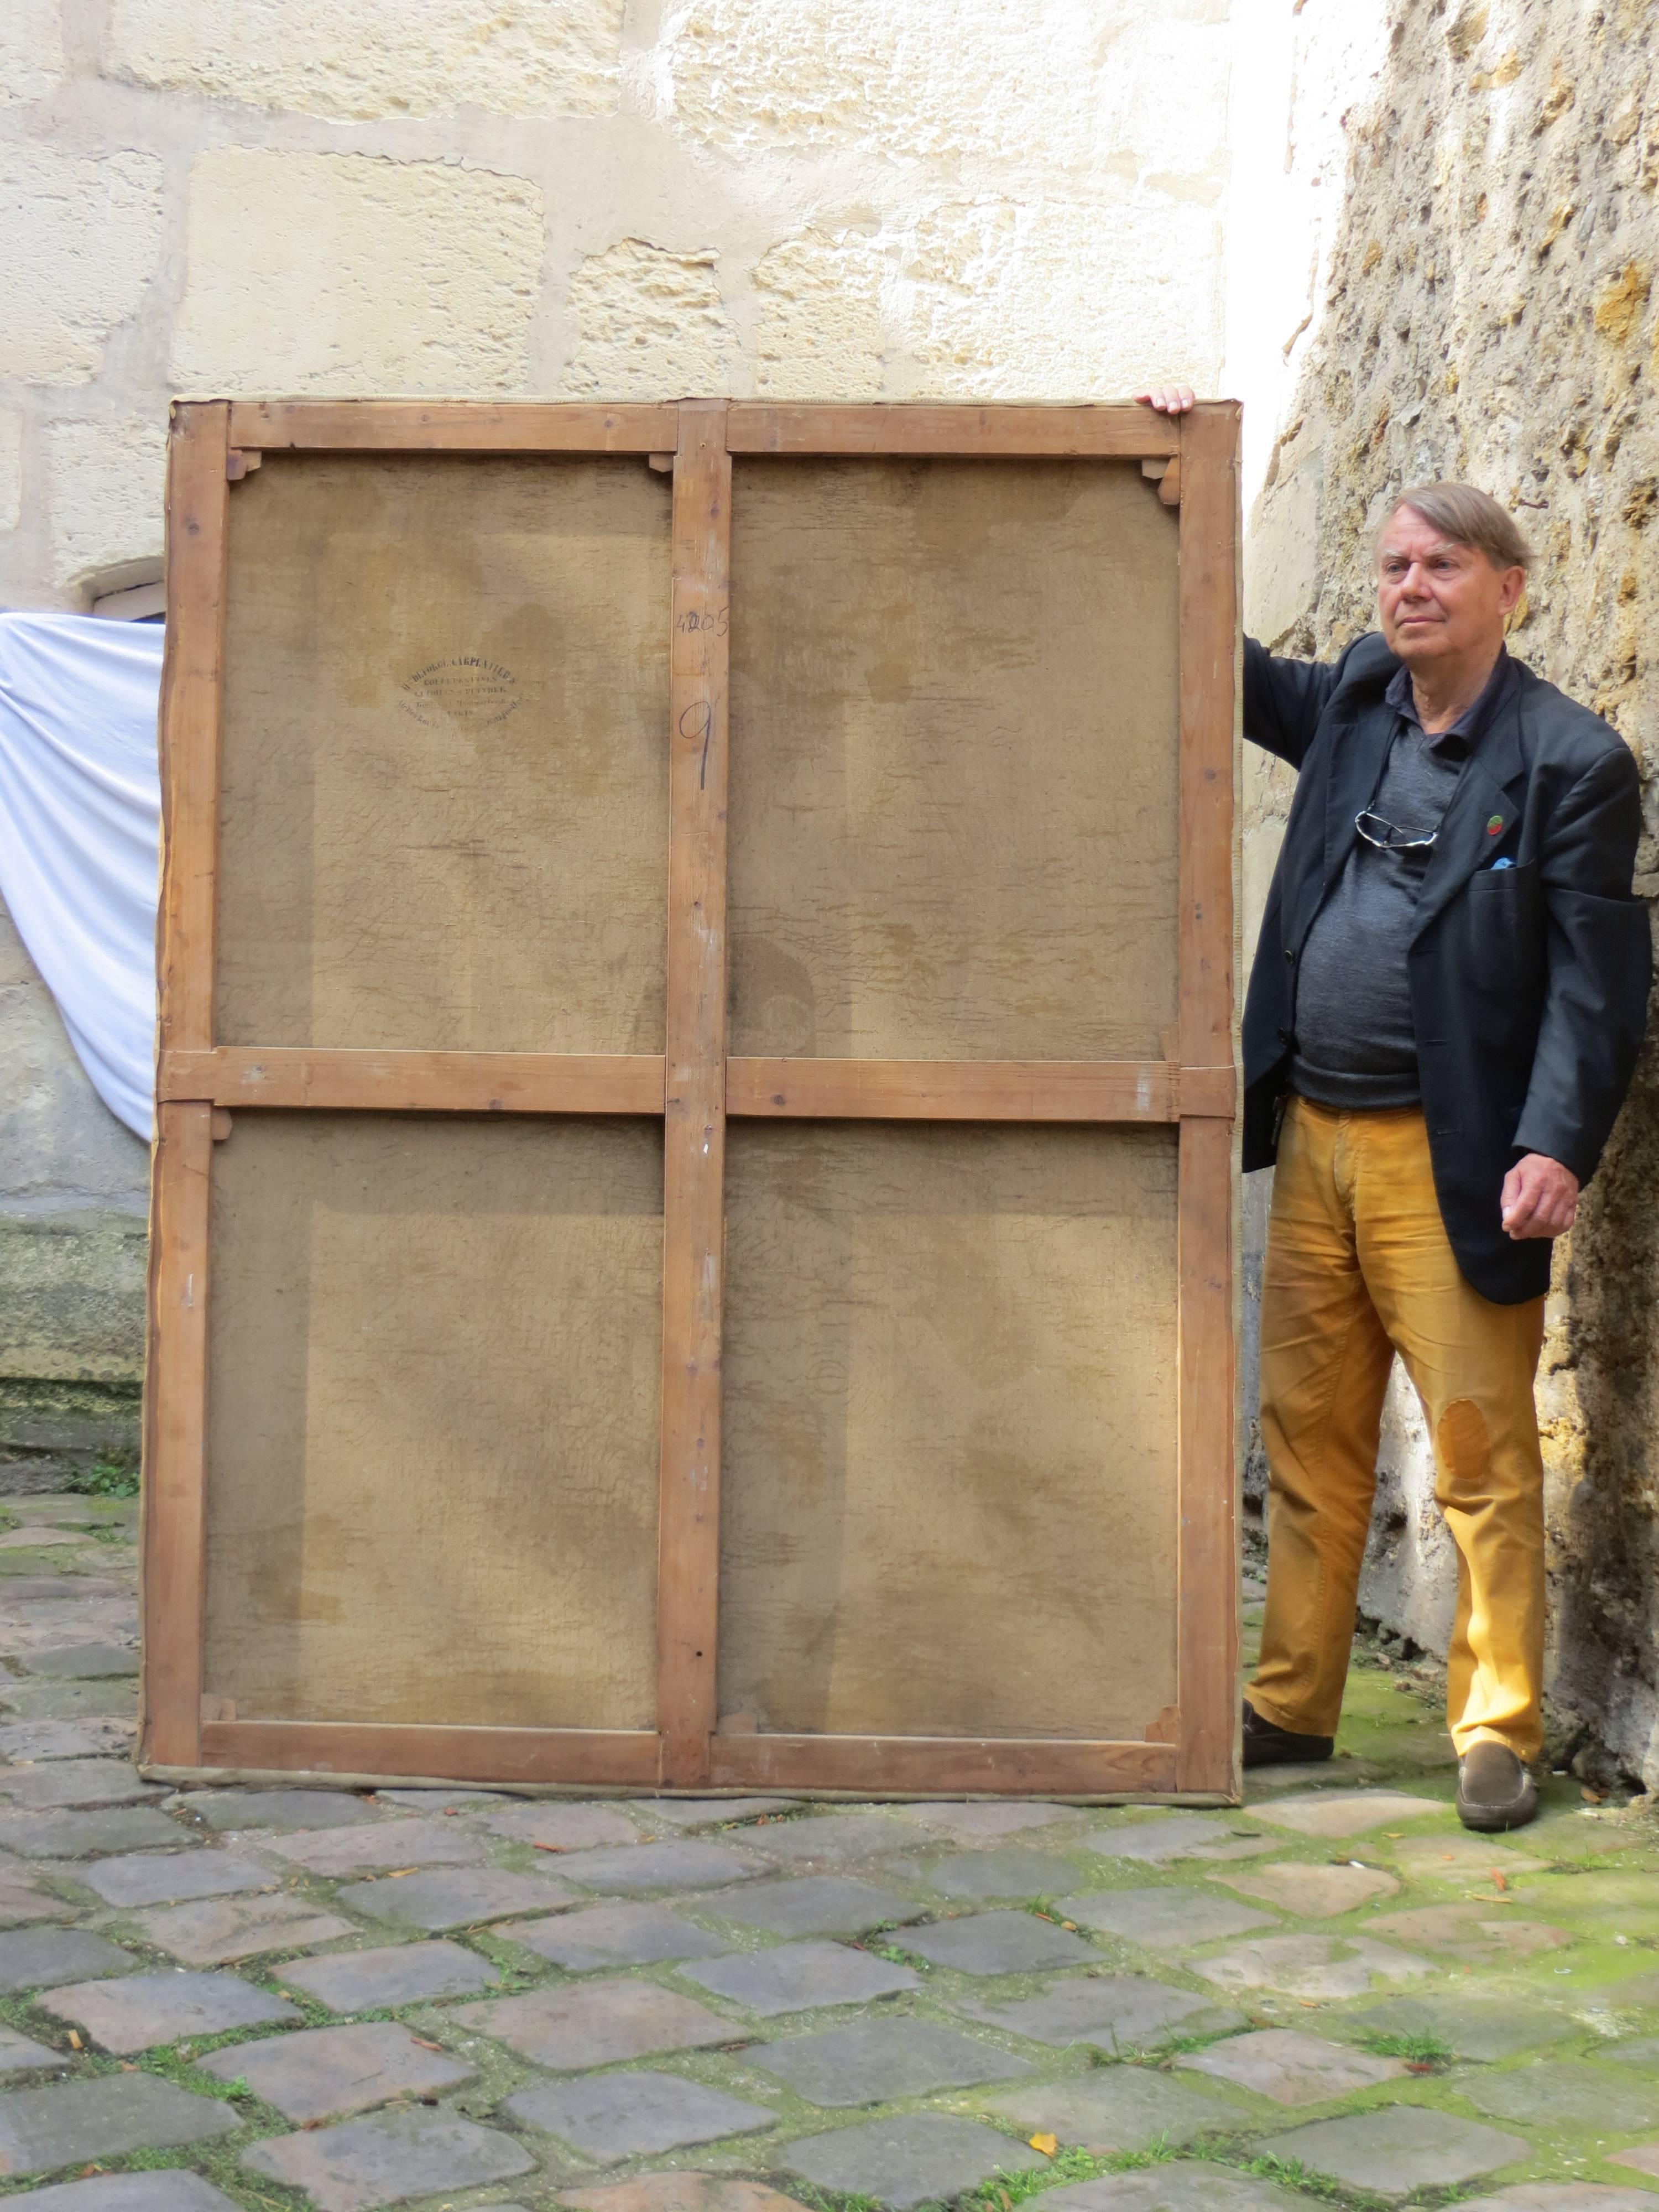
[217, 400, 1180, 461]
[226, 401, 679, 452]
[161, 1050, 1234, 1121]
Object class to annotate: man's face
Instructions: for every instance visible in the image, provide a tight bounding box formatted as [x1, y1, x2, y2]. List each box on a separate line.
[1375, 505, 1525, 670]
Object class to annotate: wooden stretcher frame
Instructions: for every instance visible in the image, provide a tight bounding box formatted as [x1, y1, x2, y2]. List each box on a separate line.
[142, 396, 1241, 1800]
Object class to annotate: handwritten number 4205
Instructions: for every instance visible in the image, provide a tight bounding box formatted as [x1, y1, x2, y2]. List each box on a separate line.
[676, 607, 729, 635]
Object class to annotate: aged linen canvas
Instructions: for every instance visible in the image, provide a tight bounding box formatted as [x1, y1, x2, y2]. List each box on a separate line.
[144, 399, 1237, 1797]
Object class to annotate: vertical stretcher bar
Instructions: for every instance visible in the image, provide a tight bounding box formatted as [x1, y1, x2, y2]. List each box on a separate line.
[656, 401, 733, 1787]
[1175, 401, 1242, 1796]
[142, 400, 231, 1768]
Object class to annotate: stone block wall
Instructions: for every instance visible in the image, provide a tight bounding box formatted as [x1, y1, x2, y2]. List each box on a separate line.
[1243, 0, 1659, 1778]
[0, 0, 1239, 1478]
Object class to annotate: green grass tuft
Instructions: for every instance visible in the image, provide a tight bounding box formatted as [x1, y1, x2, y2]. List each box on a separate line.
[1355, 2026, 1453, 2065]
[65, 1457, 140, 1498]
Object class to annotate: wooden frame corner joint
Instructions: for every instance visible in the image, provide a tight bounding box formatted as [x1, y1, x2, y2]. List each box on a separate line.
[226, 449, 263, 482]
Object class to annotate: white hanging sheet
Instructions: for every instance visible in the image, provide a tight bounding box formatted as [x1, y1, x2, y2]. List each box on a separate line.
[0, 613, 164, 1139]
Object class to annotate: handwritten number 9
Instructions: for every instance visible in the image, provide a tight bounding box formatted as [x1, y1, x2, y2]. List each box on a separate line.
[679, 699, 714, 789]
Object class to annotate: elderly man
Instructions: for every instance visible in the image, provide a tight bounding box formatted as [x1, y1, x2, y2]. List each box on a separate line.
[1140, 384, 1650, 1829]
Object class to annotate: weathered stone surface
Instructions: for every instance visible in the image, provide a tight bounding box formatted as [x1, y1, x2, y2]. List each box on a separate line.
[911, 1846, 1082, 1900]
[1609, 2039, 1659, 2070]
[0, 1806, 180, 1859]
[1194, 1933, 1434, 2002]
[1462, 2191, 1659, 2211]
[893, 1908, 1096, 1974]
[752, 2017, 1034, 2107]
[1084, 1818, 1236, 1863]
[0, 2024, 59, 2074]
[200, 2019, 472, 2122]
[1387, 1837, 1548, 1880]
[41, 1968, 299, 2053]
[1057, 1888, 1277, 1951]
[280, 1938, 500, 2011]
[1368, 1904, 1572, 1962]
[988, 2069, 1238, 2152]
[243, 2108, 535, 2210]
[1462, 2060, 1659, 2131]
[2, 146, 165, 384]
[173, 150, 543, 397]
[750, 228, 889, 401]
[562, 239, 740, 401]
[784, 2111, 1044, 2210]
[80, 1849, 274, 1908]
[1178, 2027, 1405, 2105]
[706, 1876, 924, 1940]
[1253, 1792, 1444, 1839]
[1258, 2107, 1529, 2194]
[565, 1838, 764, 1893]
[681, 1937, 919, 2015]
[19, 2176, 243, 2210]
[957, 1977, 1243, 2053]
[748, 1813, 922, 1865]
[0, 1719, 130, 1761]
[260, 1815, 487, 1876]
[0, 1874, 72, 1925]
[0, 1926, 135, 1992]
[110, 0, 627, 121]
[451, 1978, 733, 2069]
[559, 2180, 808, 2212]
[135, 1892, 354, 1964]
[0, 0, 65, 109]
[188, 1790, 378, 1834]
[1343, 1996, 1570, 2063]
[1614, 2150, 1659, 2179]
[501, 1901, 735, 1971]
[634, 1798, 793, 1829]
[507, 2068, 776, 2157]
[336, 1865, 575, 1929]
[899, 1803, 1070, 1840]
[0, 1680, 141, 1723]
[486, 1801, 641, 1851]
[0, 1758, 159, 1810]
[1040, 2168, 1311, 2210]
[0, 2072, 238, 2175]
[1214, 1861, 1400, 1918]
[20, 1642, 138, 1678]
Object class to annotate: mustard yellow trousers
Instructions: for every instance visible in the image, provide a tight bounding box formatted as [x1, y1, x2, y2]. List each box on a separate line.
[1248, 1097, 1547, 1762]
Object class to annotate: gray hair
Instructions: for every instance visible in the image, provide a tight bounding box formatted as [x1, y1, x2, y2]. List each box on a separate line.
[1377, 483, 1534, 573]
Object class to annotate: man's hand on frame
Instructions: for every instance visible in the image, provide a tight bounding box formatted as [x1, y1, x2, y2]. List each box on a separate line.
[1134, 384, 1196, 414]
[1501, 1152, 1580, 1240]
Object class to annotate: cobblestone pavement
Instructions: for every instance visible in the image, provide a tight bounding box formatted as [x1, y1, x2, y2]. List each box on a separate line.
[2, 1503, 1659, 2207]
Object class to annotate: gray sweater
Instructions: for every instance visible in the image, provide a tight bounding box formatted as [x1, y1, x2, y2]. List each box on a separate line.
[1291, 650, 1520, 1110]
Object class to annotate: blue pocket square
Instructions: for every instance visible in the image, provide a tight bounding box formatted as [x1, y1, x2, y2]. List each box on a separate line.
[1489, 857, 1514, 871]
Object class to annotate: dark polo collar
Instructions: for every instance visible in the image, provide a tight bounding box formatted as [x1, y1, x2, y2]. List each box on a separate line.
[1384, 646, 1520, 758]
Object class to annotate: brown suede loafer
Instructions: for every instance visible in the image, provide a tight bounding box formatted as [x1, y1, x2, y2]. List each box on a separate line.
[1457, 1739, 1540, 1831]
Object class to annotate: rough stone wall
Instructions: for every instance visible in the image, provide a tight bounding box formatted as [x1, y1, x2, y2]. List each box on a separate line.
[1244, 0, 1659, 1778]
[0, 0, 1237, 1475]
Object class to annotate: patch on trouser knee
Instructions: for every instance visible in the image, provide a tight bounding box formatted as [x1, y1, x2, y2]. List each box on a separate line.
[1436, 1397, 1490, 1485]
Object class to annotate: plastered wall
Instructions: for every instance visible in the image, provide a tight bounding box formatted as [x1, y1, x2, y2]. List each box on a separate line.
[0, 0, 1238, 1474]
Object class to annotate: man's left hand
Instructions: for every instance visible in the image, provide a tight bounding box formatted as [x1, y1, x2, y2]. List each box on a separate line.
[1501, 1153, 1579, 1239]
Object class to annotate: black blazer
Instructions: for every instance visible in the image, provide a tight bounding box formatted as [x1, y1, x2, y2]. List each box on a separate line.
[1244, 632, 1651, 1305]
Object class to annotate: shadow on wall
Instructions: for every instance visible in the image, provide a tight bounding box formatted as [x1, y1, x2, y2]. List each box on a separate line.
[1245, 0, 1659, 1780]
